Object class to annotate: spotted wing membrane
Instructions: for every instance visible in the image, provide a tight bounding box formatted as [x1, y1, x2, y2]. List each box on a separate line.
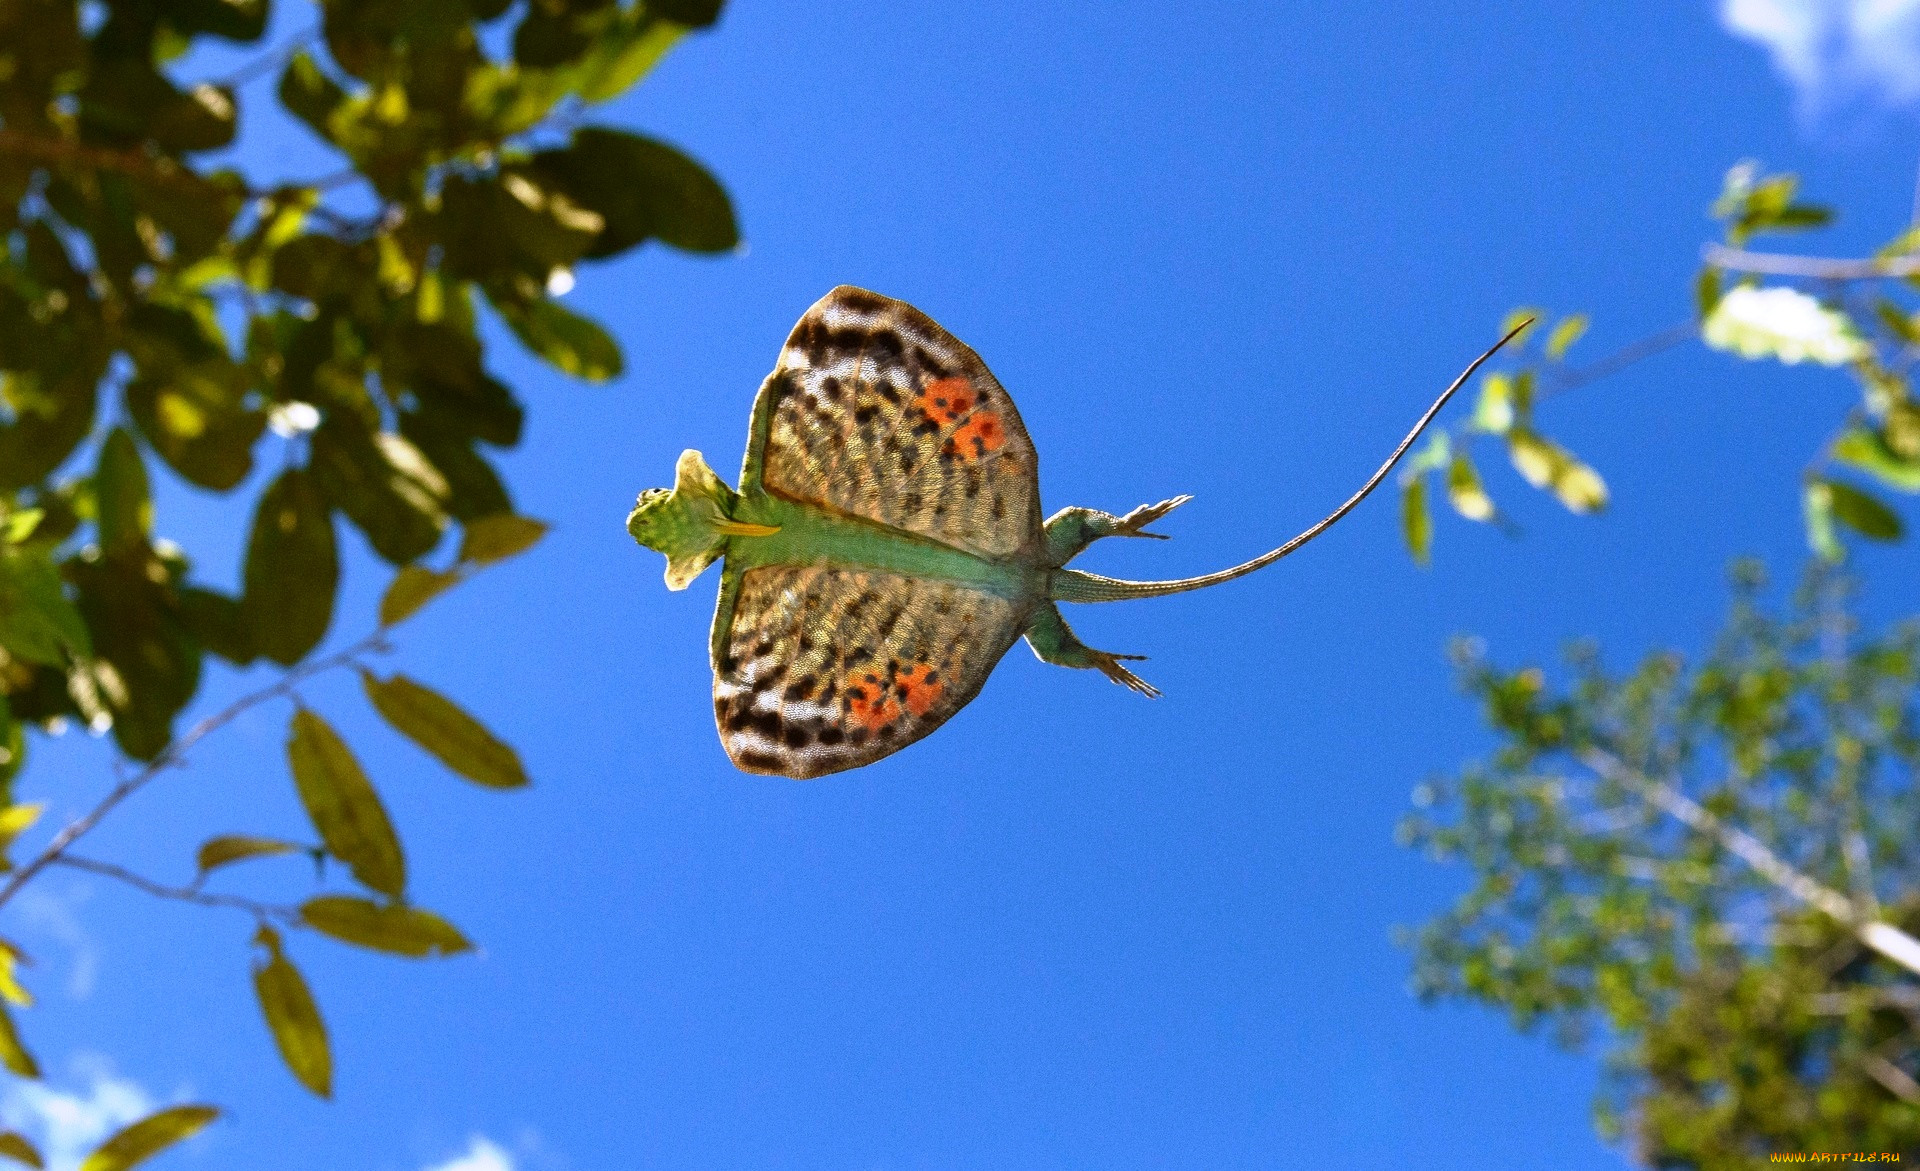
[740, 285, 1044, 560]
[712, 565, 1028, 778]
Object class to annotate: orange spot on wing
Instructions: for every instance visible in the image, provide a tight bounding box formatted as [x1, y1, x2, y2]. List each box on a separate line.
[894, 663, 944, 717]
[914, 376, 977, 426]
[943, 410, 1006, 461]
[846, 674, 902, 732]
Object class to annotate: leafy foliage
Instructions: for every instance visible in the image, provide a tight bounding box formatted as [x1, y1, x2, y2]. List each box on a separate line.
[0, 0, 734, 1120]
[1401, 570, 1920, 1163]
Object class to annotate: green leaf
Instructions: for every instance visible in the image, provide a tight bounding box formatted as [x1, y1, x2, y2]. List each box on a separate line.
[458, 514, 548, 564]
[0, 551, 89, 666]
[1508, 429, 1607, 514]
[277, 52, 348, 146]
[197, 835, 302, 874]
[0, 1131, 42, 1168]
[242, 469, 337, 666]
[379, 565, 460, 627]
[1500, 308, 1542, 343]
[1403, 476, 1432, 568]
[361, 672, 529, 789]
[125, 373, 265, 492]
[495, 298, 623, 381]
[66, 553, 203, 760]
[574, 17, 685, 103]
[1875, 298, 1918, 345]
[1544, 314, 1589, 360]
[1446, 452, 1496, 522]
[648, 0, 723, 27]
[1820, 478, 1903, 541]
[1804, 480, 1843, 562]
[1471, 373, 1514, 434]
[287, 709, 405, 898]
[300, 895, 473, 958]
[309, 418, 450, 565]
[77, 1105, 218, 1171]
[250, 925, 329, 1098]
[177, 586, 255, 666]
[530, 128, 738, 257]
[1833, 427, 1920, 491]
[94, 429, 152, 556]
[0, 1000, 36, 1078]
[1695, 267, 1722, 319]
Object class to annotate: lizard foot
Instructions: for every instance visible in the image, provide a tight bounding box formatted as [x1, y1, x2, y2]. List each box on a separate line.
[1088, 650, 1161, 698]
[1113, 495, 1193, 540]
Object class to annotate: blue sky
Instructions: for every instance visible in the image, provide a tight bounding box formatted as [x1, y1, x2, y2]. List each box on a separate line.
[15, 1, 1920, 1168]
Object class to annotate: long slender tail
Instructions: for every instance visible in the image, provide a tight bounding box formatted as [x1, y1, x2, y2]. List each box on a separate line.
[1049, 320, 1530, 604]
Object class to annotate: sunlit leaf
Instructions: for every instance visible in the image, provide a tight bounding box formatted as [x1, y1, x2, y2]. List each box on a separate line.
[1804, 480, 1843, 562]
[362, 672, 528, 789]
[1471, 373, 1514, 434]
[300, 896, 473, 958]
[1403, 476, 1432, 568]
[1544, 314, 1588, 360]
[1509, 429, 1608, 514]
[1500, 307, 1542, 343]
[196, 835, 302, 874]
[287, 709, 405, 898]
[379, 565, 460, 627]
[94, 429, 152, 556]
[0, 1001, 37, 1078]
[250, 925, 329, 1098]
[496, 298, 623, 381]
[1702, 285, 1867, 366]
[1695, 267, 1722, 319]
[1833, 427, 1920, 491]
[1446, 452, 1496, 522]
[77, 1105, 218, 1171]
[457, 514, 548, 565]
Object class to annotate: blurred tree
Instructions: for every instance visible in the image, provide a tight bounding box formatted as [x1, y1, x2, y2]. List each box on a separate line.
[0, 0, 737, 1159]
[1403, 571, 1920, 1163]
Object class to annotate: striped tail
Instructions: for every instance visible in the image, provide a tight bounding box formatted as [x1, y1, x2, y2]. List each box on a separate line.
[1047, 321, 1529, 605]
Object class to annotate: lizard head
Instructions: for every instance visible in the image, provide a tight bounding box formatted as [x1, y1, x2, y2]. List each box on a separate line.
[627, 449, 777, 590]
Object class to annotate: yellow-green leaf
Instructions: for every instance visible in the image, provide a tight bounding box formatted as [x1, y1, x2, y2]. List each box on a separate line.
[1822, 477, 1903, 541]
[1832, 427, 1920, 491]
[196, 835, 302, 875]
[378, 565, 459, 628]
[1509, 429, 1608, 514]
[94, 429, 152, 556]
[0, 1000, 36, 1078]
[0, 1131, 42, 1168]
[1470, 373, 1514, 434]
[251, 925, 329, 1098]
[361, 673, 528, 789]
[1544, 314, 1588, 360]
[1402, 476, 1431, 568]
[287, 709, 405, 898]
[0, 943, 31, 1008]
[300, 896, 473, 958]
[1446, 452, 1496, 522]
[458, 514, 548, 565]
[1500, 307, 1542, 342]
[77, 1105, 218, 1171]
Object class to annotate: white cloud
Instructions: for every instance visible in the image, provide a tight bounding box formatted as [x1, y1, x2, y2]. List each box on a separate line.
[14, 886, 98, 1001]
[1, 1057, 153, 1171]
[1722, 0, 1920, 118]
[425, 1136, 516, 1171]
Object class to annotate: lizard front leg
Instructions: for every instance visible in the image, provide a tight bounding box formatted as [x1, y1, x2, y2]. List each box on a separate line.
[1022, 604, 1160, 697]
[1041, 496, 1191, 567]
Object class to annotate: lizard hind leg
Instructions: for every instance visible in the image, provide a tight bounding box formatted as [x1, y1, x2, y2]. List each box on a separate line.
[1023, 604, 1161, 698]
[1041, 495, 1192, 567]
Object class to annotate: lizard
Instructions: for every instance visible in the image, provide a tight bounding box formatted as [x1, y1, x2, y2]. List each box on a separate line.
[627, 285, 1522, 778]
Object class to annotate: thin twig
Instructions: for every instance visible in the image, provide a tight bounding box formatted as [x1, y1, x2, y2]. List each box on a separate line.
[1703, 242, 1920, 281]
[0, 631, 390, 914]
[1543, 319, 1698, 398]
[0, 129, 213, 193]
[50, 856, 298, 924]
[1582, 747, 1920, 979]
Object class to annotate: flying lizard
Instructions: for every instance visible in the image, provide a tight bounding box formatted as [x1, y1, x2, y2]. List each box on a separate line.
[627, 286, 1520, 779]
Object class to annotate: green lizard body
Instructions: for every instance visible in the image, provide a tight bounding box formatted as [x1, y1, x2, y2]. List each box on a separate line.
[627, 286, 1518, 778]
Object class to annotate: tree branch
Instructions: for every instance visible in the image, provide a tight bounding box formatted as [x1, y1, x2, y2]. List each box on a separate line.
[50, 855, 297, 924]
[0, 630, 390, 914]
[1544, 320, 1698, 398]
[1581, 747, 1920, 979]
[1702, 242, 1920, 280]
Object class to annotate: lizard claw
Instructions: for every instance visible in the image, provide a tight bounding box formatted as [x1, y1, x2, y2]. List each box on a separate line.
[1089, 650, 1160, 698]
[1113, 495, 1192, 540]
